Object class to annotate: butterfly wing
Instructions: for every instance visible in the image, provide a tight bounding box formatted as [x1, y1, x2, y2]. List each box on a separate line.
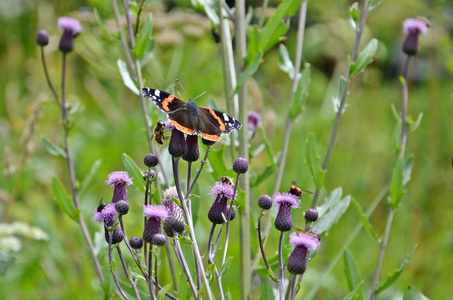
[142, 88, 186, 114]
[198, 107, 242, 141]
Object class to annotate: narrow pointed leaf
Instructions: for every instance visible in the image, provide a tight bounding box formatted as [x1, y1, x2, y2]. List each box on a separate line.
[389, 158, 406, 207]
[375, 246, 416, 294]
[42, 138, 67, 159]
[306, 133, 326, 189]
[133, 13, 153, 58]
[233, 50, 263, 96]
[290, 63, 311, 120]
[117, 59, 139, 95]
[403, 156, 414, 185]
[220, 256, 234, 276]
[52, 177, 79, 221]
[349, 39, 378, 77]
[79, 159, 102, 196]
[121, 153, 145, 193]
[313, 195, 351, 234]
[317, 187, 343, 217]
[344, 249, 362, 291]
[278, 44, 295, 79]
[351, 198, 380, 243]
[343, 281, 364, 300]
[403, 286, 430, 300]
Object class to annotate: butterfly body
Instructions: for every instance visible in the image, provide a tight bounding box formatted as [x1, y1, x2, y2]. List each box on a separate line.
[142, 88, 242, 141]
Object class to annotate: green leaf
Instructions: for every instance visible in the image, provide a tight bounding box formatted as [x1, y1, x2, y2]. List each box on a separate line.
[0, 250, 15, 276]
[220, 256, 234, 276]
[343, 281, 364, 300]
[403, 286, 430, 300]
[349, 39, 378, 77]
[52, 177, 79, 221]
[389, 158, 406, 207]
[290, 63, 311, 120]
[244, 0, 303, 65]
[351, 198, 380, 243]
[133, 13, 153, 58]
[267, 268, 279, 283]
[317, 187, 343, 215]
[93, 9, 115, 42]
[399, 75, 406, 86]
[369, 0, 384, 11]
[261, 278, 275, 300]
[349, 2, 360, 29]
[278, 44, 295, 79]
[408, 113, 423, 133]
[121, 153, 145, 193]
[193, 0, 219, 25]
[42, 138, 67, 159]
[67, 103, 86, 133]
[233, 50, 263, 97]
[403, 156, 414, 186]
[157, 283, 172, 300]
[79, 159, 102, 196]
[392, 119, 402, 154]
[313, 195, 351, 234]
[305, 133, 326, 190]
[344, 249, 362, 291]
[375, 246, 416, 294]
[117, 59, 139, 95]
[333, 77, 348, 114]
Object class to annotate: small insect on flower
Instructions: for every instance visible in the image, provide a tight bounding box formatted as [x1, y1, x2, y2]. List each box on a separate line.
[221, 176, 234, 186]
[153, 120, 168, 145]
[288, 181, 313, 197]
[97, 198, 107, 212]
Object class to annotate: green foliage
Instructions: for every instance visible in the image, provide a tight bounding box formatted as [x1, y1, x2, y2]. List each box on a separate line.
[306, 133, 326, 190]
[51, 177, 79, 221]
[403, 286, 430, 300]
[313, 188, 351, 234]
[351, 198, 380, 243]
[42, 138, 67, 159]
[121, 153, 145, 193]
[343, 249, 362, 292]
[349, 39, 378, 77]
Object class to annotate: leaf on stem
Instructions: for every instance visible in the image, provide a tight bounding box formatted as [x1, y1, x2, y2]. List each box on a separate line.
[392, 119, 402, 154]
[52, 177, 79, 221]
[233, 50, 263, 97]
[313, 192, 351, 234]
[278, 44, 295, 79]
[42, 138, 67, 159]
[290, 63, 311, 120]
[349, 39, 378, 77]
[193, 0, 219, 25]
[93, 9, 115, 42]
[251, 165, 276, 187]
[133, 13, 154, 58]
[157, 283, 172, 300]
[305, 133, 326, 190]
[343, 281, 364, 300]
[117, 59, 139, 95]
[121, 153, 145, 193]
[403, 286, 430, 300]
[349, 2, 360, 30]
[375, 246, 417, 295]
[389, 158, 406, 208]
[79, 159, 102, 197]
[343, 249, 362, 292]
[351, 198, 380, 243]
[369, 0, 384, 11]
[220, 256, 234, 276]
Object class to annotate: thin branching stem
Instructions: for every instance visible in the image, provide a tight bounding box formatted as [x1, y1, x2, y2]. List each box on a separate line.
[117, 245, 142, 300]
[311, 0, 370, 208]
[289, 274, 297, 300]
[172, 156, 214, 300]
[108, 222, 129, 299]
[148, 247, 157, 300]
[221, 173, 241, 266]
[40, 46, 59, 103]
[174, 237, 198, 298]
[187, 146, 211, 195]
[370, 55, 412, 300]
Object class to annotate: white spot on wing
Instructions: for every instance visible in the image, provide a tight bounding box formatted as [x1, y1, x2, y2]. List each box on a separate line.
[154, 89, 160, 97]
[223, 113, 229, 121]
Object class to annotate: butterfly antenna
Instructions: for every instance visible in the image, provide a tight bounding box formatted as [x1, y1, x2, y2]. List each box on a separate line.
[176, 79, 190, 99]
[192, 91, 207, 101]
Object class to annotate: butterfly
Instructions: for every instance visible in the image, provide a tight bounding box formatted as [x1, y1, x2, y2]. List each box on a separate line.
[142, 88, 242, 142]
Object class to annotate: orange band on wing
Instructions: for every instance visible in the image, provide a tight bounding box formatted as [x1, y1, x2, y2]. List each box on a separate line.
[201, 132, 221, 141]
[162, 95, 175, 112]
[170, 119, 195, 135]
[207, 108, 226, 131]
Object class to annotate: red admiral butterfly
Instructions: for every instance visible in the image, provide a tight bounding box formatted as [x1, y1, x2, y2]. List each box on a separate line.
[142, 88, 242, 142]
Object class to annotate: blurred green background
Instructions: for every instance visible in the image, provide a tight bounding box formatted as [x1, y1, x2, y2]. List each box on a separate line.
[0, 0, 452, 299]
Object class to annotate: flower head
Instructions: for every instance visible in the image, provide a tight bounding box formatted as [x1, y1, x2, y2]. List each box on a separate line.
[210, 181, 236, 200]
[402, 18, 429, 56]
[233, 156, 249, 174]
[403, 18, 429, 35]
[182, 134, 200, 162]
[36, 30, 49, 46]
[106, 171, 133, 186]
[273, 192, 300, 209]
[58, 17, 82, 53]
[58, 17, 82, 35]
[143, 204, 169, 220]
[92, 203, 117, 225]
[248, 111, 262, 132]
[289, 232, 321, 251]
[168, 129, 187, 157]
[258, 194, 273, 210]
[164, 118, 175, 131]
[144, 153, 159, 167]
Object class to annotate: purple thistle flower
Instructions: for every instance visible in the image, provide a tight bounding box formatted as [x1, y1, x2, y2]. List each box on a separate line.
[402, 18, 429, 56]
[182, 134, 200, 162]
[92, 203, 117, 226]
[143, 205, 168, 244]
[273, 192, 300, 232]
[286, 232, 320, 275]
[106, 171, 133, 203]
[36, 30, 49, 46]
[168, 129, 187, 157]
[57, 17, 82, 53]
[164, 118, 175, 131]
[143, 204, 169, 220]
[58, 17, 82, 35]
[248, 111, 262, 132]
[210, 181, 236, 200]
